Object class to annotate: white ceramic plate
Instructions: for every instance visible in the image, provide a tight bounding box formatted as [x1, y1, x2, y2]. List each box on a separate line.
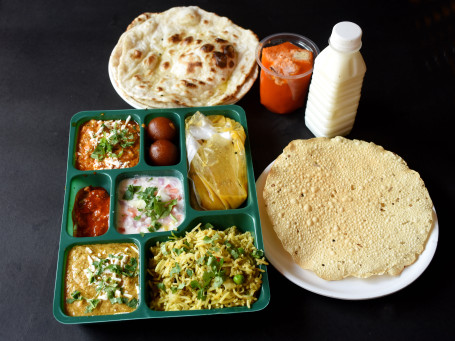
[256, 162, 439, 300]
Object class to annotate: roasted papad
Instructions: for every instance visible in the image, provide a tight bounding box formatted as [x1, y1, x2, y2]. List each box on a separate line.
[263, 137, 434, 280]
[109, 6, 259, 108]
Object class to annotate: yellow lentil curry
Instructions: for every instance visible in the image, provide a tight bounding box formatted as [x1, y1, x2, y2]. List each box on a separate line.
[65, 243, 139, 316]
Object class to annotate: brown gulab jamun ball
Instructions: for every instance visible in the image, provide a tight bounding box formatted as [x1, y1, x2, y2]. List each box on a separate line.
[147, 117, 177, 141]
[149, 139, 178, 166]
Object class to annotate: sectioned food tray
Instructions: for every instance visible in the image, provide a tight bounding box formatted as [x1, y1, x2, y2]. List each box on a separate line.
[53, 105, 270, 324]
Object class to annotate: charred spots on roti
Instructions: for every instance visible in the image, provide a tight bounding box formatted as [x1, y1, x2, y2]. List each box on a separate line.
[162, 61, 170, 70]
[201, 44, 215, 53]
[182, 36, 194, 45]
[132, 50, 142, 59]
[203, 19, 209, 24]
[223, 45, 235, 58]
[143, 55, 159, 73]
[181, 79, 197, 88]
[213, 43, 237, 69]
[176, 51, 205, 77]
[215, 37, 228, 43]
[143, 55, 156, 66]
[213, 51, 227, 68]
[169, 33, 182, 44]
[187, 61, 203, 73]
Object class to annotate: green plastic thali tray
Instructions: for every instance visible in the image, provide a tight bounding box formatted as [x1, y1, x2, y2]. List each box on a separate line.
[53, 105, 270, 324]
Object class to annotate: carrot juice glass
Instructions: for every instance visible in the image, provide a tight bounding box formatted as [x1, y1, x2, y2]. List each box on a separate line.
[256, 33, 319, 114]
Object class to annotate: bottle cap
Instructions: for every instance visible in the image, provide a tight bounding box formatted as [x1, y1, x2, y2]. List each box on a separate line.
[329, 21, 362, 52]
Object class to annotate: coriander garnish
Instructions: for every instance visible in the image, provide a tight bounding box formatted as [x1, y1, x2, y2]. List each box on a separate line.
[66, 290, 84, 304]
[123, 184, 141, 200]
[122, 185, 178, 229]
[85, 298, 100, 313]
[90, 121, 136, 161]
[66, 251, 139, 314]
[188, 251, 226, 300]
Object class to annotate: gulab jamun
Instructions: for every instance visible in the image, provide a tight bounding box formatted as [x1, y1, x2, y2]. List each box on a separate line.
[149, 139, 178, 166]
[147, 117, 177, 141]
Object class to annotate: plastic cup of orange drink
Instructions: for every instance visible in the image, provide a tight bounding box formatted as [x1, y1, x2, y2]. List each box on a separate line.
[256, 33, 320, 114]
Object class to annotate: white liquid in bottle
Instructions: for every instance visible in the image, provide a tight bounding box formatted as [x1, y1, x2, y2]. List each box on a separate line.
[305, 22, 366, 137]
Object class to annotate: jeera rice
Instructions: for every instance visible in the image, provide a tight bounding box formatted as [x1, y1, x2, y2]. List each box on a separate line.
[148, 223, 267, 310]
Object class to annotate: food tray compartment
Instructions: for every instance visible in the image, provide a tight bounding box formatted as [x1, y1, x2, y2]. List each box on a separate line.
[143, 213, 269, 318]
[144, 111, 183, 166]
[65, 173, 112, 237]
[54, 105, 270, 324]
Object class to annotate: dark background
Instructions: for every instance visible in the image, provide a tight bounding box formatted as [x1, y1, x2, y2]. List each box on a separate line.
[1, 0, 454, 340]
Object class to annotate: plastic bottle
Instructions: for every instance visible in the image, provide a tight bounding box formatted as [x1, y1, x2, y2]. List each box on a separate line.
[304, 22, 366, 137]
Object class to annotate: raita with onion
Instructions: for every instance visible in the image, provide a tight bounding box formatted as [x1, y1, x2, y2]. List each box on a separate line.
[116, 176, 185, 234]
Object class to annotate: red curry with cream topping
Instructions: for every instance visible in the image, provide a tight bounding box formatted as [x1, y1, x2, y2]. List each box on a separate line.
[75, 117, 140, 171]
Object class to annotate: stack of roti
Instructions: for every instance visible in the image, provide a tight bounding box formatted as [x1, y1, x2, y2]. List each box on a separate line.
[109, 6, 259, 108]
[263, 137, 434, 280]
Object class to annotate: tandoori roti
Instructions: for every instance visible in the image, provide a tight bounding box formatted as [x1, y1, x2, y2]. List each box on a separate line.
[109, 6, 259, 108]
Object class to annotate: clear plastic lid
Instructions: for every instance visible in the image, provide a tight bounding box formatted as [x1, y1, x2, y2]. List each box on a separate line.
[329, 22, 362, 52]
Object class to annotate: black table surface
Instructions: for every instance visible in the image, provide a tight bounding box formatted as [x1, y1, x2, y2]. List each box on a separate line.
[1, 0, 454, 340]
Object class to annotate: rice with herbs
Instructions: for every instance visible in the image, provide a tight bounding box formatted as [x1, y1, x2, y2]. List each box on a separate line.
[148, 224, 267, 311]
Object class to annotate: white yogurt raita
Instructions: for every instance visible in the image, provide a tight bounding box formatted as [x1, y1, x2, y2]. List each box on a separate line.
[116, 176, 185, 234]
